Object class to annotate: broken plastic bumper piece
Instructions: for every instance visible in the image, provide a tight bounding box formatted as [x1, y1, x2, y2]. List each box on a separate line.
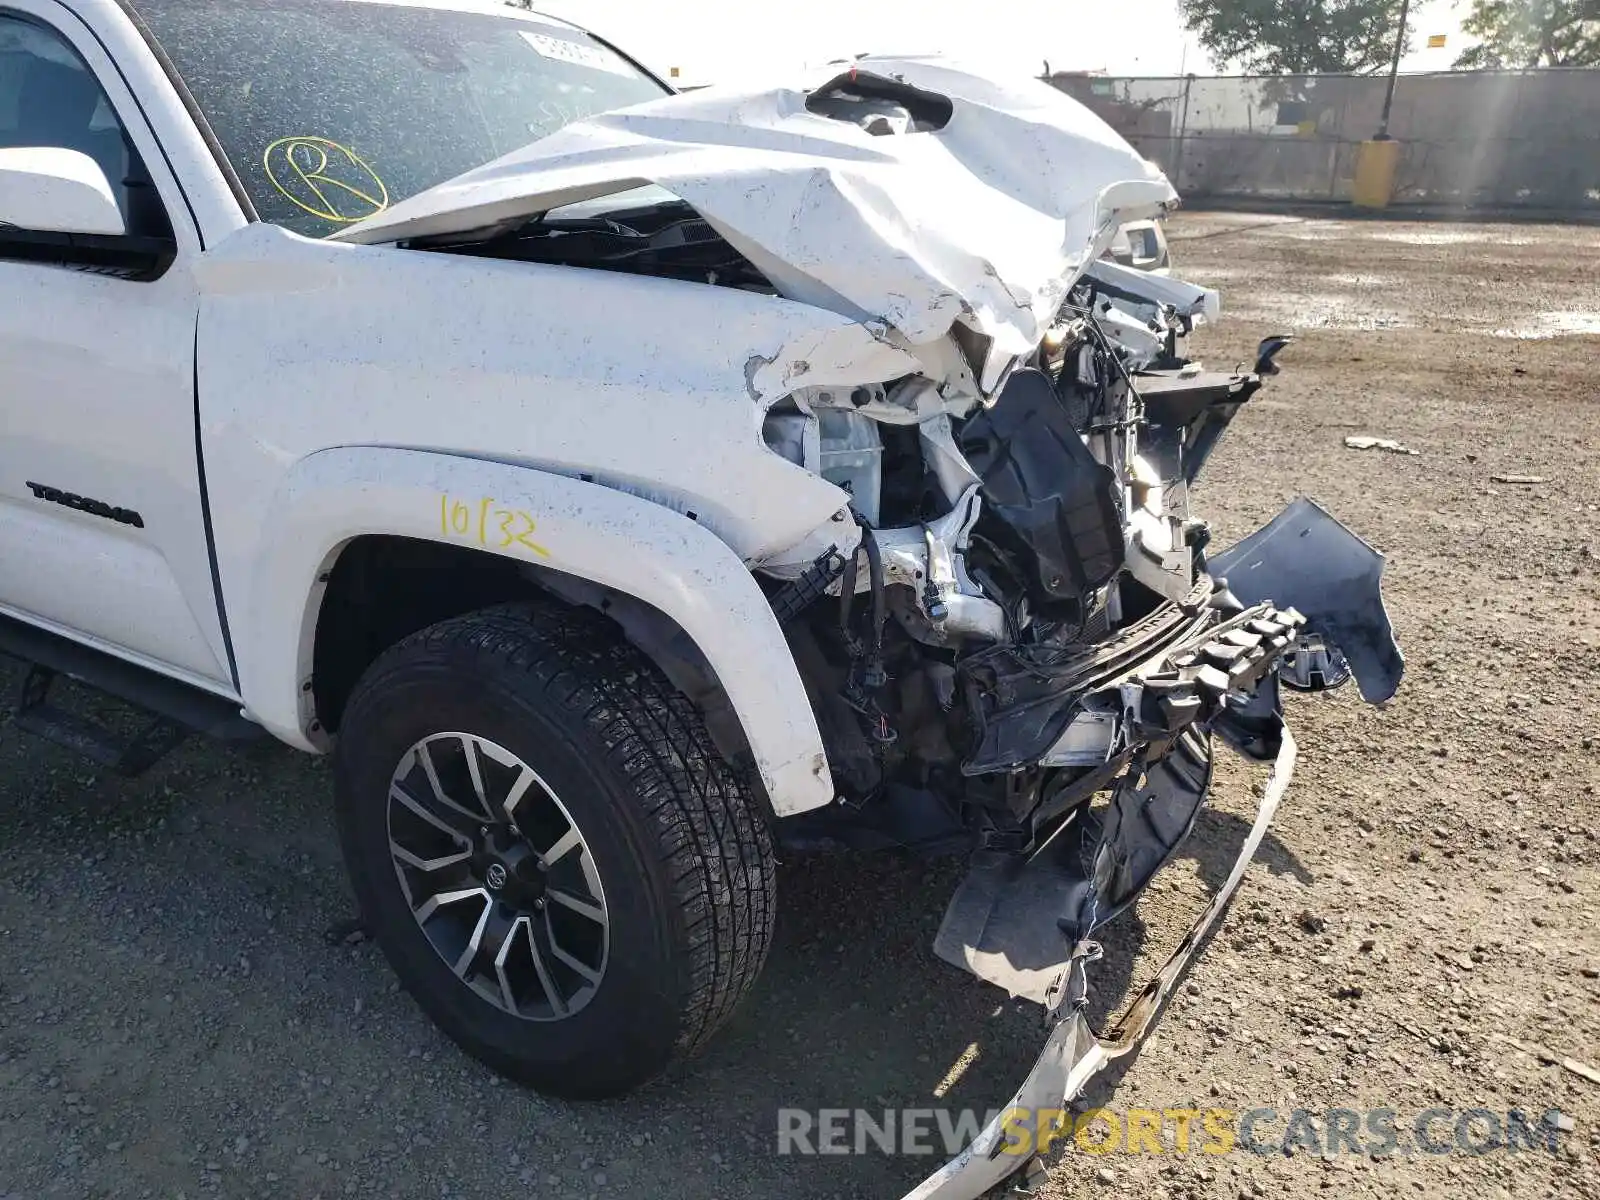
[905, 499, 1401, 1199]
[962, 575, 1303, 776]
[906, 722, 1297, 1200]
[963, 496, 1400, 777]
[1208, 496, 1403, 705]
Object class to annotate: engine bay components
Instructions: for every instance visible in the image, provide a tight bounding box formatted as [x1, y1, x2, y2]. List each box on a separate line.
[750, 260, 1401, 882]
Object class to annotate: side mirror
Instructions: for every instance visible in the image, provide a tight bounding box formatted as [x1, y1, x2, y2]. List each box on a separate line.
[0, 146, 125, 237]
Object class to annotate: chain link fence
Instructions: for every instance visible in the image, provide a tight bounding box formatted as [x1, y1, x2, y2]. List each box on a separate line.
[1046, 69, 1600, 213]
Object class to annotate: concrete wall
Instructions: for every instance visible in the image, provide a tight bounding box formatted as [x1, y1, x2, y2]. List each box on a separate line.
[1046, 69, 1600, 211]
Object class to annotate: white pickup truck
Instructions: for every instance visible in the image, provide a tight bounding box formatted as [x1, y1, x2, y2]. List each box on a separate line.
[0, 2, 1403, 1195]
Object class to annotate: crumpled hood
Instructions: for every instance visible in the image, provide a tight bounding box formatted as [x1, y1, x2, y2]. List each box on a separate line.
[335, 57, 1177, 362]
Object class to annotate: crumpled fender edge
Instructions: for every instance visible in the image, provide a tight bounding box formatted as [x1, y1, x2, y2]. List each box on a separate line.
[902, 721, 1296, 1200]
[236, 446, 835, 816]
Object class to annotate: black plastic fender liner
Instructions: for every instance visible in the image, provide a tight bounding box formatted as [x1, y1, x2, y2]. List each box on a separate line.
[1075, 727, 1214, 938]
[933, 727, 1216, 1003]
[909, 720, 1298, 1200]
[1208, 497, 1405, 705]
[958, 368, 1124, 605]
[932, 816, 1102, 1005]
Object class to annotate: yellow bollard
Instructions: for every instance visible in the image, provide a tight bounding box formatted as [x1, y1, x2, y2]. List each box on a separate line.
[1352, 139, 1401, 209]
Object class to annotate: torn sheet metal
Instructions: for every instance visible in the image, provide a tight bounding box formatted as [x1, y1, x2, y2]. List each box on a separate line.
[1085, 257, 1220, 324]
[744, 320, 924, 405]
[335, 58, 1176, 363]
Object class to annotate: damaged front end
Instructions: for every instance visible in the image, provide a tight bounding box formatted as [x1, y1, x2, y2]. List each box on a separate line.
[749, 247, 1403, 1200]
[762, 265, 1402, 1193]
[342, 57, 1402, 1197]
[764, 261, 1401, 844]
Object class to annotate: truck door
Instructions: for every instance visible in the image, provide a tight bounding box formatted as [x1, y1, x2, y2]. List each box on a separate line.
[0, 6, 233, 690]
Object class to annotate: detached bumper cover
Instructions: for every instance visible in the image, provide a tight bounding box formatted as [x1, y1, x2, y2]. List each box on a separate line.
[905, 723, 1297, 1200]
[1208, 497, 1403, 705]
[910, 499, 1400, 1199]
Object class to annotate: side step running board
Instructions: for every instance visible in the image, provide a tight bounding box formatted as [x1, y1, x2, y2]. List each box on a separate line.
[0, 614, 262, 776]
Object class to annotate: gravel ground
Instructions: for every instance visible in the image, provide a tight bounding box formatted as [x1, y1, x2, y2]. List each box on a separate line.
[0, 213, 1596, 1200]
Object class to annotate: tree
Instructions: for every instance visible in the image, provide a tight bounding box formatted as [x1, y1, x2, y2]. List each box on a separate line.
[1454, 0, 1600, 68]
[1178, 0, 1412, 73]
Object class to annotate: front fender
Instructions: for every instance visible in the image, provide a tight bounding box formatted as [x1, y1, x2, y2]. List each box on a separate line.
[237, 446, 835, 817]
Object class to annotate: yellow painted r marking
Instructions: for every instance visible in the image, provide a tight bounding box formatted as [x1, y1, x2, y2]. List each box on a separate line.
[263, 136, 389, 223]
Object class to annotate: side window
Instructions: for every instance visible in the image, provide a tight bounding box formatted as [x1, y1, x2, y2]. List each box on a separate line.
[0, 14, 169, 239]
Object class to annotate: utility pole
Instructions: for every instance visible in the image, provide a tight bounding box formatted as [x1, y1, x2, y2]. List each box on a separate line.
[1376, 0, 1412, 139]
[1356, 0, 1410, 206]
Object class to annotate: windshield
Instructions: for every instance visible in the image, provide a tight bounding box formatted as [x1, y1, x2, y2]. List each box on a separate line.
[130, 0, 669, 237]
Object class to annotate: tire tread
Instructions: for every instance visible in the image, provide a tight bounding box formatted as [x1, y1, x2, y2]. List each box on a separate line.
[359, 601, 776, 1060]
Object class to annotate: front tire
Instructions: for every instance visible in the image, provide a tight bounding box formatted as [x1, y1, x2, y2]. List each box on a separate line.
[332, 602, 776, 1099]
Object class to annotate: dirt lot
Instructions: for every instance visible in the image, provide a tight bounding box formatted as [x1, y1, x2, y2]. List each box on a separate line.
[0, 213, 1596, 1200]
